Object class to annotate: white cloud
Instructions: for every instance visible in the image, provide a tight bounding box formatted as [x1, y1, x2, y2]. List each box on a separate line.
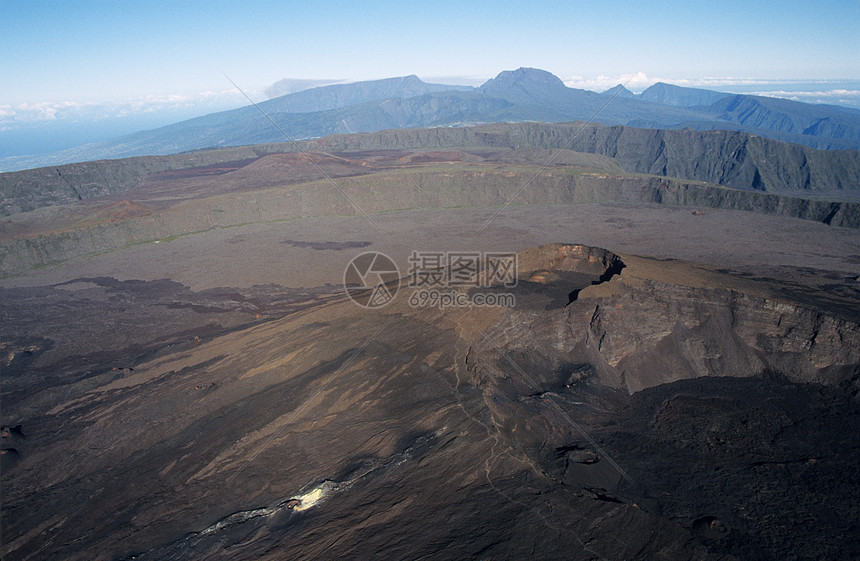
[744, 89, 860, 108]
[563, 72, 657, 93]
[0, 89, 253, 128]
[749, 89, 860, 98]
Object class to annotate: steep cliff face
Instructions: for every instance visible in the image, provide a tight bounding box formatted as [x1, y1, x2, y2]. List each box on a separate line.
[2, 122, 858, 216]
[577, 281, 860, 392]
[315, 123, 860, 194]
[467, 244, 860, 395]
[506, 123, 860, 193]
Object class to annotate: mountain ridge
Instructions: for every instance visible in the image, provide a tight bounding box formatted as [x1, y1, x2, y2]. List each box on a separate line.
[637, 82, 731, 106]
[3, 68, 860, 172]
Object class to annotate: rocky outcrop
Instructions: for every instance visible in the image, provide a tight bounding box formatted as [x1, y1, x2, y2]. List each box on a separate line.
[468, 244, 860, 395]
[577, 280, 860, 392]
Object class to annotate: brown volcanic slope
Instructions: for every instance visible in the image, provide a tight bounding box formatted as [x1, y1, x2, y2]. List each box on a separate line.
[2, 243, 860, 561]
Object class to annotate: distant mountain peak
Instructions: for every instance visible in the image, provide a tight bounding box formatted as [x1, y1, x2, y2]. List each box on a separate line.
[257, 74, 472, 115]
[483, 67, 567, 89]
[601, 84, 635, 98]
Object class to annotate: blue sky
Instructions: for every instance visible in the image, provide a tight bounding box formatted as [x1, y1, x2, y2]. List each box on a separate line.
[1, 0, 859, 155]
[3, 0, 858, 101]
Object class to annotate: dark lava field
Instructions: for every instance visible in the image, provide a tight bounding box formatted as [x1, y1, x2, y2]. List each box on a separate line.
[2, 129, 860, 560]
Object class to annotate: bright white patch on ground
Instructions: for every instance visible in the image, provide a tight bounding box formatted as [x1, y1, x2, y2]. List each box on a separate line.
[292, 481, 336, 512]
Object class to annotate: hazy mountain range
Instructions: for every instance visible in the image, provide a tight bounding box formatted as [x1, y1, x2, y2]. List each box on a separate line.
[3, 68, 859, 172]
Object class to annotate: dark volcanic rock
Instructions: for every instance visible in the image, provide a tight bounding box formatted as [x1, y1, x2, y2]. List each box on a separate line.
[608, 376, 860, 561]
